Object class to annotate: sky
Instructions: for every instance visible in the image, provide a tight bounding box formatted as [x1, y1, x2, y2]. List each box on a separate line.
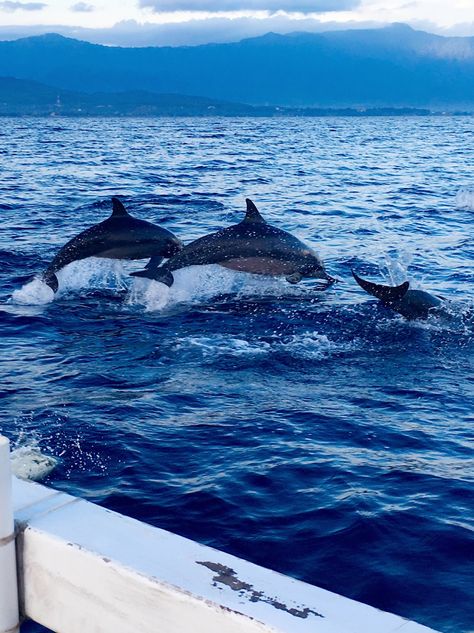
[0, 0, 473, 45]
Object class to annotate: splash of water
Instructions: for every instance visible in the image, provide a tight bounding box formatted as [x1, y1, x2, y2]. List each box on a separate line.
[127, 264, 310, 312]
[10, 444, 58, 481]
[11, 258, 128, 305]
[55, 258, 128, 294]
[383, 249, 414, 286]
[11, 277, 55, 305]
[364, 211, 415, 285]
[127, 276, 170, 311]
[455, 187, 474, 210]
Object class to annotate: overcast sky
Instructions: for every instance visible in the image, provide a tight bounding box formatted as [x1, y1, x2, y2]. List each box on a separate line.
[0, 0, 473, 45]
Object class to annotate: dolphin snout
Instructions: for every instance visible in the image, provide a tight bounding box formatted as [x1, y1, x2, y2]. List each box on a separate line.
[317, 274, 337, 290]
[310, 269, 337, 290]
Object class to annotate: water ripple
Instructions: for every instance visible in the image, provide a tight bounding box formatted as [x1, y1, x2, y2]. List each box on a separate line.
[0, 116, 473, 633]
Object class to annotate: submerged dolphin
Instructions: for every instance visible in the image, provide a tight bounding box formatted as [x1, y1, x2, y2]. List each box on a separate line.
[131, 199, 335, 289]
[42, 198, 183, 292]
[352, 270, 444, 320]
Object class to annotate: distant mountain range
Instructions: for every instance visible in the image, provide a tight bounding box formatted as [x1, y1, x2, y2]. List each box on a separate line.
[1, 25, 473, 110]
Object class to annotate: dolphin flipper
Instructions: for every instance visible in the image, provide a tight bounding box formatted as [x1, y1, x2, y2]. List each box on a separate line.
[352, 271, 410, 306]
[286, 272, 302, 284]
[145, 256, 164, 270]
[130, 265, 174, 287]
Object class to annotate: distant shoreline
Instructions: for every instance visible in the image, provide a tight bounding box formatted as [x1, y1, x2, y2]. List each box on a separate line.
[1, 111, 472, 118]
[1, 77, 472, 118]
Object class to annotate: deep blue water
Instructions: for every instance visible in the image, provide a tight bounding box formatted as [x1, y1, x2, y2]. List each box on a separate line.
[0, 117, 473, 633]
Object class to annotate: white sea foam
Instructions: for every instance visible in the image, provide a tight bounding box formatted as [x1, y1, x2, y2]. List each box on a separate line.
[455, 188, 474, 210]
[174, 335, 271, 358]
[55, 258, 128, 294]
[127, 276, 170, 311]
[127, 264, 310, 312]
[10, 445, 58, 481]
[173, 331, 358, 362]
[12, 258, 319, 310]
[277, 333, 344, 360]
[11, 277, 55, 305]
[11, 258, 128, 305]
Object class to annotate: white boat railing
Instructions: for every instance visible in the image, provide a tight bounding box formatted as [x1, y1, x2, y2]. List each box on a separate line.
[0, 437, 19, 633]
[0, 435, 439, 633]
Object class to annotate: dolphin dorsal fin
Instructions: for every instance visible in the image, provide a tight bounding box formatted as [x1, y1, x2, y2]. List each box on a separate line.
[111, 197, 129, 217]
[243, 198, 266, 223]
[352, 271, 410, 306]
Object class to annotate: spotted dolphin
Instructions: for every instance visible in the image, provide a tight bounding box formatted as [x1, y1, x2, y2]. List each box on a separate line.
[42, 198, 183, 292]
[131, 199, 335, 289]
[352, 270, 444, 320]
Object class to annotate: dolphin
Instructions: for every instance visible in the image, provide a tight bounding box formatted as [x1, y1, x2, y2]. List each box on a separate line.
[42, 198, 183, 292]
[352, 270, 444, 319]
[131, 199, 335, 289]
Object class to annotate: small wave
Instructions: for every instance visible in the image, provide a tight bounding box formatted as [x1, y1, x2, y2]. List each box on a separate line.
[277, 333, 359, 360]
[172, 332, 358, 362]
[10, 445, 58, 481]
[174, 335, 271, 358]
[455, 187, 474, 210]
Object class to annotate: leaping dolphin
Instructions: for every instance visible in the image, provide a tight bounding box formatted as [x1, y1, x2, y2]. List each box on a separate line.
[352, 270, 444, 320]
[42, 198, 183, 292]
[131, 199, 335, 289]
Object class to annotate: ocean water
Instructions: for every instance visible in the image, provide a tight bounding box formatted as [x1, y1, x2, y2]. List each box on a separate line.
[0, 116, 473, 633]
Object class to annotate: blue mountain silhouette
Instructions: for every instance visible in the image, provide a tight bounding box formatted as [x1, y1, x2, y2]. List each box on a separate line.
[1, 25, 473, 108]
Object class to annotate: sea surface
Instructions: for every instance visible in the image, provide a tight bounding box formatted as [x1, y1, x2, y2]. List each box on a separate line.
[0, 116, 473, 633]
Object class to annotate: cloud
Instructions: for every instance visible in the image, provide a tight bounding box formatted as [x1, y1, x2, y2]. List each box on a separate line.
[70, 1, 94, 11]
[0, 17, 473, 48]
[0, 0, 46, 10]
[139, 0, 360, 13]
[0, 17, 383, 46]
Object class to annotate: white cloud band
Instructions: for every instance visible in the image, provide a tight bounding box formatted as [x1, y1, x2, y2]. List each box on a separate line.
[70, 2, 94, 11]
[0, 0, 46, 10]
[139, 0, 359, 13]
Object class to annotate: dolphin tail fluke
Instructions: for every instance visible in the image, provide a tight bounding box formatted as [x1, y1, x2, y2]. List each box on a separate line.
[352, 270, 409, 305]
[42, 270, 59, 293]
[130, 267, 174, 287]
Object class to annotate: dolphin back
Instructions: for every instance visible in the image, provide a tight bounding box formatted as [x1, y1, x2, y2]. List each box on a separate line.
[352, 271, 410, 306]
[39, 198, 183, 292]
